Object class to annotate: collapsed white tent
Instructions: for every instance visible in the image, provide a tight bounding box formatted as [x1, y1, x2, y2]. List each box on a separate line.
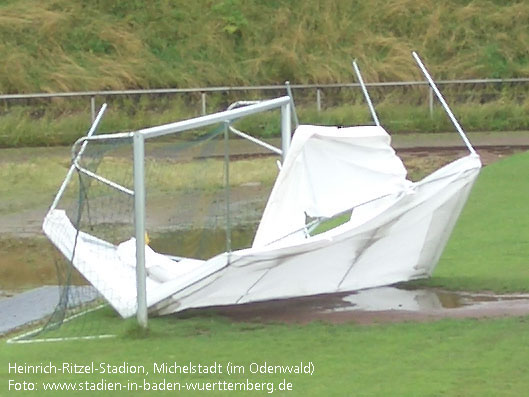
[153, 125, 481, 315]
[42, 53, 483, 320]
[43, 123, 481, 317]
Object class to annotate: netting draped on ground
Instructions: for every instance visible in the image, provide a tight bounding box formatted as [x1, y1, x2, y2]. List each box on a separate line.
[20, 121, 279, 341]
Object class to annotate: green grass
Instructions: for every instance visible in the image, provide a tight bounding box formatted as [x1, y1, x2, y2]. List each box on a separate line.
[425, 150, 529, 292]
[2, 147, 528, 292]
[0, 0, 528, 93]
[2, 143, 529, 397]
[2, 99, 529, 148]
[311, 150, 529, 293]
[0, 0, 528, 148]
[2, 310, 529, 396]
[0, 146, 279, 215]
[0, 148, 69, 214]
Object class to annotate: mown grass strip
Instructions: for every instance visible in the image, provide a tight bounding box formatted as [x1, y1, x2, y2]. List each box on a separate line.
[427, 150, 529, 292]
[2, 309, 529, 396]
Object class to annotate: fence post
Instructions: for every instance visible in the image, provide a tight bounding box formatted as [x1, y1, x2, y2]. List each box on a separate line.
[90, 96, 96, 123]
[316, 88, 322, 112]
[429, 86, 433, 118]
[201, 92, 206, 115]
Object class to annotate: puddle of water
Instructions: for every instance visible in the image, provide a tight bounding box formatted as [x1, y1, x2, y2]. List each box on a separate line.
[149, 224, 258, 260]
[325, 287, 529, 313]
[331, 287, 457, 312]
[200, 286, 529, 324]
[4, 224, 529, 321]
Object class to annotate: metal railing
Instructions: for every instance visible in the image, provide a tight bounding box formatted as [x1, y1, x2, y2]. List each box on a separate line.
[1, 77, 528, 121]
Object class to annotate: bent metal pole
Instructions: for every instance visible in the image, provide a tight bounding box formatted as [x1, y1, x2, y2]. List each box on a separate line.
[49, 103, 108, 212]
[412, 51, 477, 155]
[352, 60, 380, 127]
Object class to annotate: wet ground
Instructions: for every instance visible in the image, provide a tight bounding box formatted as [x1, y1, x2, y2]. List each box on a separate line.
[203, 286, 529, 325]
[3, 285, 529, 335]
[1, 134, 529, 335]
[0, 145, 524, 238]
[0, 286, 98, 335]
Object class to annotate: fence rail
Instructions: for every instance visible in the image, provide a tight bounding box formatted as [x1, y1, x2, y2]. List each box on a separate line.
[1, 77, 528, 120]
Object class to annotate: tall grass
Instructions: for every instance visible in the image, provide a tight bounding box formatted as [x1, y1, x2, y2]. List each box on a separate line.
[0, 0, 528, 94]
[2, 98, 528, 148]
[0, 1, 528, 147]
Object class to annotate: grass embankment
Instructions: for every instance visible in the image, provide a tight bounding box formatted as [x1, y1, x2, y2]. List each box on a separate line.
[0, 0, 528, 147]
[1, 0, 528, 92]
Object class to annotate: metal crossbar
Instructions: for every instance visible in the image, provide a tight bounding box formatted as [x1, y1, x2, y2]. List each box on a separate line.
[2, 78, 528, 100]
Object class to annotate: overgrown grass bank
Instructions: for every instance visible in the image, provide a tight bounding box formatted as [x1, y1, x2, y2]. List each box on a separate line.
[1, 1, 528, 147]
[2, 99, 529, 148]
[1, 0, 528, 93]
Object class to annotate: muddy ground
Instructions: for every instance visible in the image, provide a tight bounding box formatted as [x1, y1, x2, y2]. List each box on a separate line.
[0, 145, 524, 237]
[1, 139, 529, 333]
[200, 286, 529, 325]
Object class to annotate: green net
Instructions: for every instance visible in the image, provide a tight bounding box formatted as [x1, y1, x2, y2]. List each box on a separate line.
[14, 114, 281, 342]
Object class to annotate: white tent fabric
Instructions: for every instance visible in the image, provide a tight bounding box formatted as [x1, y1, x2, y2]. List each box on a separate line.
[253, 125, 412, 247]
[43, 210, 207, 317]
[155, 151, 481, 314]
[43, 124, 482, 317]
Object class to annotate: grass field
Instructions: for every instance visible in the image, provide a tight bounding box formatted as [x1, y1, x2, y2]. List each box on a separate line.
[424, 150, 529, 292]
[1, 2, 528, 394]
[1, 148, 528, 396]
[2, 311, 529, 396]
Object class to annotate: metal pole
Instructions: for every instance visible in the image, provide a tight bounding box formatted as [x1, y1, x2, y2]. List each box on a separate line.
[133, 132, 148, 329]
[224, 122, 231, 253]
[281, 102, 291, 163]
[140, 96, 290, 139]
[412, 51, 476, 155]
[285, 81, 299, 128]
[352, 60, 380, 126]
[49, 104, 107, 212]
[229, 125, 282, 155]
[316, 88, 321, 112]
[429, 86, 434, 119]
[90, 96, 96, 123]
[201, 92, 206, 115]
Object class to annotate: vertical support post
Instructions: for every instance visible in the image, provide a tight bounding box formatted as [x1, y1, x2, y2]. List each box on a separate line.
[285, 81, 299, 129]
[90, 96, 96, 123]
[316, 88, 322, 112]
[429, 86, 434, 119]
[201, 92, 207, 116]
[133, 132, 148, 329]
[281, 102, 291, 163]
[223, 122, 231, 254]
